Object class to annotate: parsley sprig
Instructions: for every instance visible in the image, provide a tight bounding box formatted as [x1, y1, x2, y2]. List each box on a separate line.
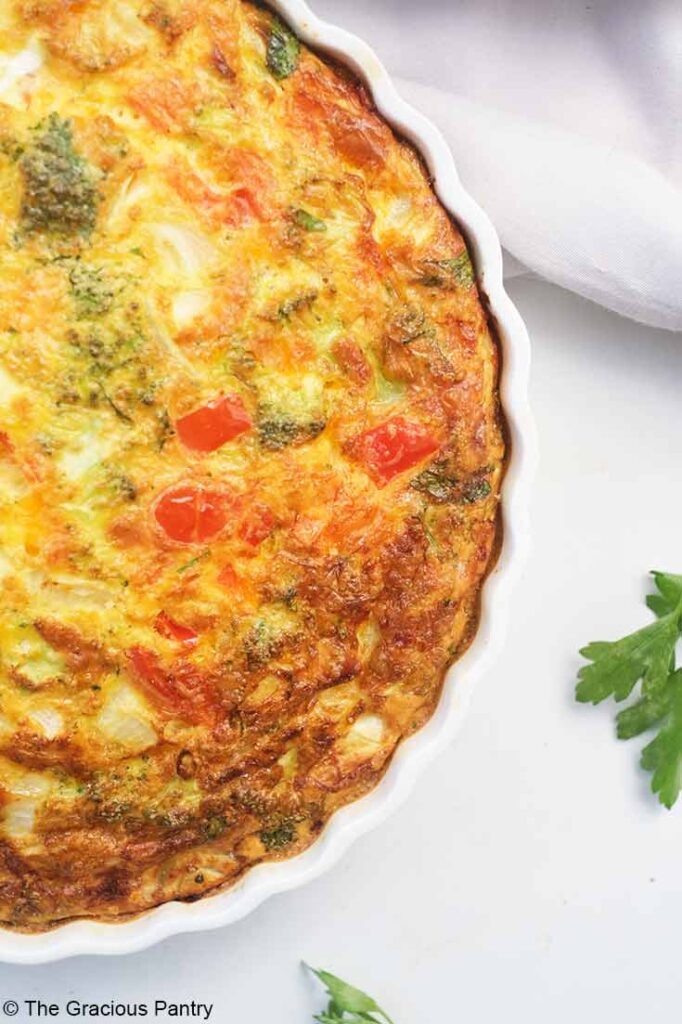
[306, 966, 395, 1024]
[576, 571, 682, 807]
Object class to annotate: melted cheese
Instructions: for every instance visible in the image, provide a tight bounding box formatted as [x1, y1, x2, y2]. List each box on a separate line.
[0, 0, 504, 929]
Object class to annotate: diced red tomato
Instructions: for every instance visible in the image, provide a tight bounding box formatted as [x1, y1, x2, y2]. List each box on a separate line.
[350, 416, 440, 486]
[238, 503, 275, 547]
[206, 5, 240, 77]
[154, 611, 199, 648]
[211, 44, 235, 79]
[166, 147, 274, 227]
[218, 147, 275, 223]
[129, 647, 170, 698]
[216, 563, 255, 603]
[217, 563, 238, 588]
[0, 429, 42, 483]
[331, 338, 371, 385]
[128, 74, 198, 134]
[291, 513, 326, 547]
[128, 647, 216, 724]
[165, 159, 262, 229]
[224, 148, 271, 190]
[154, 485, 230, 544]
[226, 186, 262, 225]
[176, 394, 251, 452]
[165, 159, 226, 220]
[327, 106, 387, 168]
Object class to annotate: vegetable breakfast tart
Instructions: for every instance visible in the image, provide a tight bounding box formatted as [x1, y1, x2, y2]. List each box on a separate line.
[0, 0, 505, 929]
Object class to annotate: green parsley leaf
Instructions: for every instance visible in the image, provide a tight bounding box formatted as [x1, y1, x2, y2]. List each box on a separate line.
[576, 571, 682, 807]
[616, 684, 673, 739]
[306, 966, 395, 1024]
[68, 262, 116, 319]
[316, 1016, 383, 1024]
[640, 671, 682, 808]
[646, 571, 682, 618]
[576, 613, 680, 704]
[266, 17, 300, 80]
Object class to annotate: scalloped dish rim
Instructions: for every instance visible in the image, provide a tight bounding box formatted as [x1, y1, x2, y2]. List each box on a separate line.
[0, 0, 536, 962]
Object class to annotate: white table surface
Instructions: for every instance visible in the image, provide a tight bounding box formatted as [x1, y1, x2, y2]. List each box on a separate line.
[2, 277, 681, 1020]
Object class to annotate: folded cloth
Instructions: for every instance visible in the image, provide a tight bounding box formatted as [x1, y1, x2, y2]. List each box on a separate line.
[314, 0, 682, 331]
[396, 81, 682, 332]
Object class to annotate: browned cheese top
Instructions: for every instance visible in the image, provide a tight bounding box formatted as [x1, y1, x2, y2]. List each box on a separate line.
[0, 0, 504, 928]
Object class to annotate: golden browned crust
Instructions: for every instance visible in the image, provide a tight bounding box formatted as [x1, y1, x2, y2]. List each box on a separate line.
[0, 0, 505, 930]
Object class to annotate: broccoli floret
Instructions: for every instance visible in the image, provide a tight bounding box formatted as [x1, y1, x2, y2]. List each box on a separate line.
[460, 477, 492, 503]
[266, 18, 300, 80]
[204, 815, 227, 840]
[107, 468, 138, 502]
[416, 251, 475, 289]
[411, 462, 492, 504]
[258, 411, 325, 450]
[259, 819, 297, 851]
[20, 114, 98, 238]
[156, 408, 175, 449]
[387, 306, 435, 346]
[243, 618, 285, 668]
[0, 134, 23, 163]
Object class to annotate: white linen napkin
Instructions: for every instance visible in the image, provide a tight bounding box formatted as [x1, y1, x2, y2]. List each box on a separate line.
[314, 0, 682, 332]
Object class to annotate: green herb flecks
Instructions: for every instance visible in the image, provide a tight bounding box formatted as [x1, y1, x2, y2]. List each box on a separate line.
[156, 408, 175, 450]
[293, 208, 327, 232]
[110, 471, 137, 502]
[177, 549, 210, 574]
[416, 250, 475, 289]
[56, 287, 161, 427]
[576, 571, 682, 808]
[20, 113, 99, 238]
[96, 380, 134, 423]
[68, 262, 116, 319]
[0, 134, 24, 163]
[305, 966, 395, 1024]
[266, 17, 300, 80]
[242, 617, 287, 668]
[276, 290, 318, 322]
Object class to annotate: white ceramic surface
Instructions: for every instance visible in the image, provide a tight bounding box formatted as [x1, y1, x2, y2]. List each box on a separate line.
[0, 0, 535, 962]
